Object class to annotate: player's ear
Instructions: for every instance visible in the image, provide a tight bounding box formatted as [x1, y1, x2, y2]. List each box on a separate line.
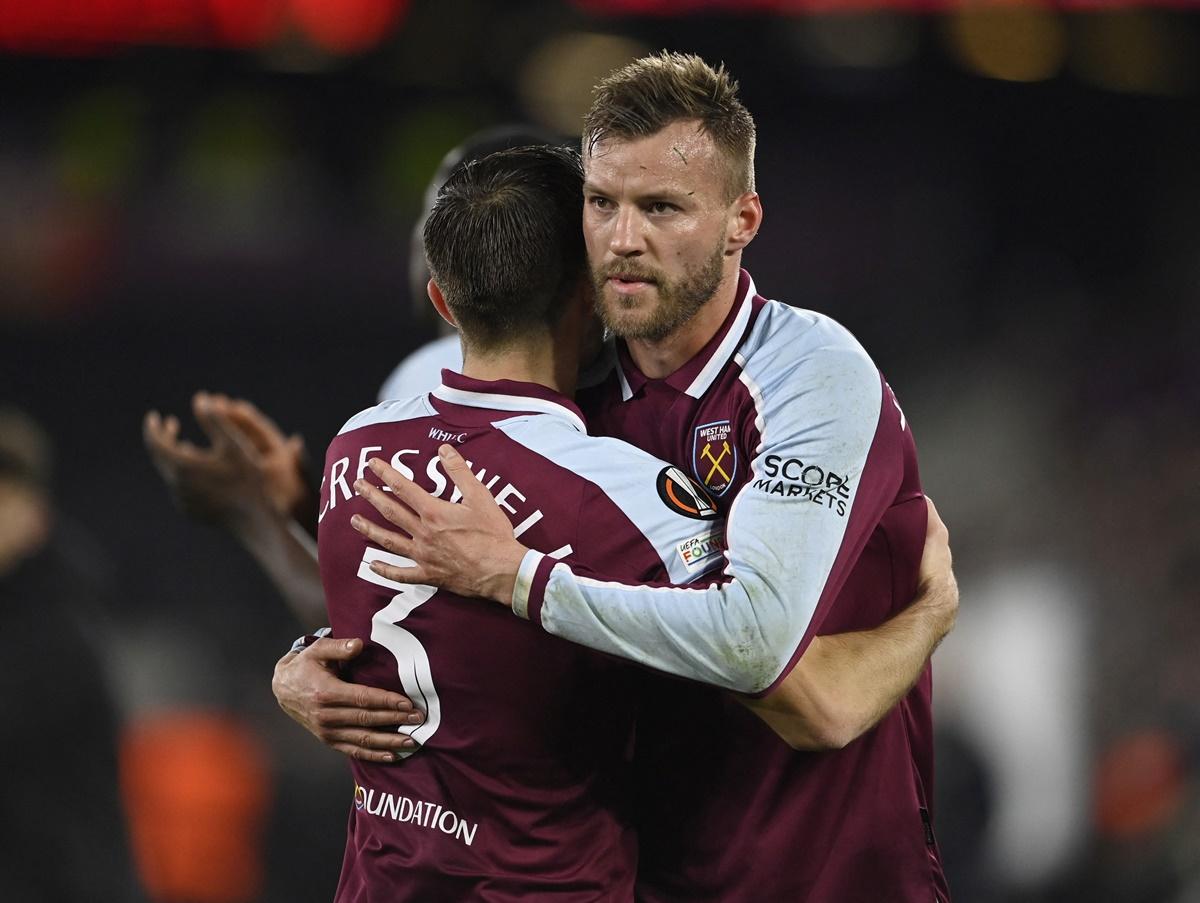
[725, 191, 762, 253]
[427, 279, 458, 329]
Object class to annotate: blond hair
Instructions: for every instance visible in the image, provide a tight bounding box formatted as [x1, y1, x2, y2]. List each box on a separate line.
[584, 51, 756, 199]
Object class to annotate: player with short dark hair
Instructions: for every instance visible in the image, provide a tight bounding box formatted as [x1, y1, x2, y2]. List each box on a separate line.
[422, 145, 584, 345]
[382, 125, 565, 400]
[320, 144, 728, 900]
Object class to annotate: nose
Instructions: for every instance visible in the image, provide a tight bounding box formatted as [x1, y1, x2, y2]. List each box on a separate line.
[609, 206, 645, 258]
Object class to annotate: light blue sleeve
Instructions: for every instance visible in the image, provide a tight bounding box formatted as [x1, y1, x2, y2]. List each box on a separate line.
[518, 315, 894, 694]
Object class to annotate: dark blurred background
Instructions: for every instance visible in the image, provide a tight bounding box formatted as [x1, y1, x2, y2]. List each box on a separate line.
[2, 1, 1198, 901]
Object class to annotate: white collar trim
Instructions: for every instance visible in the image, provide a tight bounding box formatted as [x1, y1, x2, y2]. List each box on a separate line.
[683, 274, 756, 399]
[431, 383, 586, 434]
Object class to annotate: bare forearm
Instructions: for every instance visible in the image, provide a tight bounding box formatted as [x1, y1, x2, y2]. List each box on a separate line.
[231, 510, 327, 630]
[740, 576, 956, 750]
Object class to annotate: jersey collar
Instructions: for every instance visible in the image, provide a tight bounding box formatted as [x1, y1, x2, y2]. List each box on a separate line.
[431, 370, 588, 434]
[614, 269, 758, 402]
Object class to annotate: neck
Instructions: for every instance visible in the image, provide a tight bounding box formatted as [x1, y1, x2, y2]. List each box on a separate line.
[625, 261, 741, 379]
[459, 333, 579, 398]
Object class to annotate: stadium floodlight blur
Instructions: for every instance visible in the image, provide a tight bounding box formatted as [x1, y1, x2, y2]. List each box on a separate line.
[3, 0, 1192, 58]
[572, 0, 1200, 11]
[0, 0, 411, 54]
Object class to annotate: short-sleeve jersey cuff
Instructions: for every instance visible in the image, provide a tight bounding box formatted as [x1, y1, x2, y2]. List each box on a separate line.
[288, 626, 332, 654]
[512, 550, 546, 620]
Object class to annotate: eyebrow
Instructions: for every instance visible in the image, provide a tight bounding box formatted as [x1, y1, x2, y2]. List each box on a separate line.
[583, 180, 691, 203]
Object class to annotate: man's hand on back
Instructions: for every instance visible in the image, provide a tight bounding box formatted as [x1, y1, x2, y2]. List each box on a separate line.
[272, 637, 425, 763]
[349, 445, 527, 605]
[913, 496, 958, 647]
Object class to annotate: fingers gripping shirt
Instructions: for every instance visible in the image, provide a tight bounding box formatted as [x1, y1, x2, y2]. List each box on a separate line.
[514, 298, 906, 695]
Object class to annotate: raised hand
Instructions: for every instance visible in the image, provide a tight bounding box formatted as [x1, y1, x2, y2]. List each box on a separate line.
[916, 496, 957, 643]
[143, 392, 309, 528]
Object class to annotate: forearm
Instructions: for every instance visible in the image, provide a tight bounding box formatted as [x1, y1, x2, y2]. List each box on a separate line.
[290, 473, 321, 542]
[739, 576, 956, 750]
[520, 551, 788, 693]
[518, 359, 898, 693]
[231, 509, 327, 630]
[516, 466, 859, 693]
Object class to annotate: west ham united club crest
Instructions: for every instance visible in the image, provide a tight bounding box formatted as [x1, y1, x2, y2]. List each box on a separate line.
[692, 420, 737, 496]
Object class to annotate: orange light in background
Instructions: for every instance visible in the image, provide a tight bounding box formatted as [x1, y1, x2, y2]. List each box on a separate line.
[945, 4, 1067, 83]
[288, 0, 408, 54]
[121, 711, 273, 903]
[1094, 729, 1188, 840]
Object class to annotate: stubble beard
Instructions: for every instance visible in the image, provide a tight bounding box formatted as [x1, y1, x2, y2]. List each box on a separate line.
[593, 241, 726, 344]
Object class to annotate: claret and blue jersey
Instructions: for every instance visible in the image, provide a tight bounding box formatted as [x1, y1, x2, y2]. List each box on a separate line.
[535, 269, 950, 902]
[317, 371, 725, 902]
[321, 267, 948, 902]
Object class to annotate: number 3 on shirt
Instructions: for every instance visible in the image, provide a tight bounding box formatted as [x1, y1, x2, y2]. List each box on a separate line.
[357, 547, 441, 758]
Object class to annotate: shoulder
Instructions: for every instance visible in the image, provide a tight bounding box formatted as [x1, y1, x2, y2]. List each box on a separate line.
[742, 301, 876, 384]
[737, 301, 881, 422]
[336, 395, 434, 438]
[495, 415, 722, 581]
[494, 414, 668, 487]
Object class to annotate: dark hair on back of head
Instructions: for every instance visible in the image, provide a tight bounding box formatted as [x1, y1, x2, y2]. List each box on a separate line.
[409, 125, 566, 312]
[431, 125, 566, 193]
[423, 145, 585, 350]
[584, 51, 755, 199]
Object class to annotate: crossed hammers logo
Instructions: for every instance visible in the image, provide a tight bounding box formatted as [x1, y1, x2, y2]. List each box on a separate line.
[701, 441, 732, 485]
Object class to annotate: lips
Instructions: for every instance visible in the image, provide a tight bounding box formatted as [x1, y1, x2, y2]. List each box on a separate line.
[606, 267, 658, 286]
[607, 275, 654, 295]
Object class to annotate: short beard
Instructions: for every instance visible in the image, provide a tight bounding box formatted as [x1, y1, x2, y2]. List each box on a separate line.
[593, 241, 726, 343]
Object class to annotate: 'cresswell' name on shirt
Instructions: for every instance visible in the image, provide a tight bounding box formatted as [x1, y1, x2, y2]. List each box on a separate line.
[318, 440, 574, 558]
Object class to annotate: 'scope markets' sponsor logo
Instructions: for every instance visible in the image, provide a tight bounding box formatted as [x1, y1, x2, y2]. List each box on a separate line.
[752, 454, 852, 516]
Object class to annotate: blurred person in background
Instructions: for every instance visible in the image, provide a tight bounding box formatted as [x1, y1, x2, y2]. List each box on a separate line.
[0, 406, 143, 903]
[143, 125, 562, 632]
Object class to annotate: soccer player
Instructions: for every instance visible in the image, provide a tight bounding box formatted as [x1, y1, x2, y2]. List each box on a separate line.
[318, 144, 732, 900]
[348, 53, 953, 902]
[142, 126, 561, 631]
[374, 124, 563, 402]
